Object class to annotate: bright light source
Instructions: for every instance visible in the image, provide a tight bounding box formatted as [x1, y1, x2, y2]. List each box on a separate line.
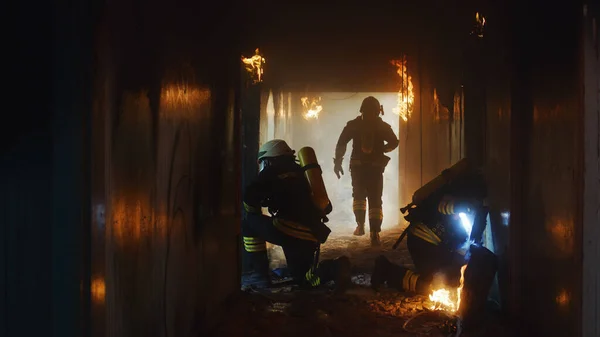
[501, 211, 510, 226]
[458, 212, 473, 237]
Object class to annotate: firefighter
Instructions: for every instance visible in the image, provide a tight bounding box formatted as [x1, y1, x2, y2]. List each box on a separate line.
[371, 166, 488, 294]
[242, 139, 352, 292]
[333, 96, 399, 246]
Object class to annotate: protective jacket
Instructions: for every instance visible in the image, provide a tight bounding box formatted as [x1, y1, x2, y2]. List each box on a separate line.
[408, 171, 488, 251]
[243, 161, 330, 243]
[335, 116, 399, 166]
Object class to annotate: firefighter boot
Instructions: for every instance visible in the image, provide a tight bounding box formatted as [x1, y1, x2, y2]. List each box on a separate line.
[370, 232, 381, 247]
[353, 223, 365, 236]
[371, 255, 393, 290]
[352, 199, 367, 236]
[313, 256, 352, 294]
[369, 213, 382, 247]
[241, 245, 271, 290]
[371, 255, 410, 291]
[333, 256, 352, 294]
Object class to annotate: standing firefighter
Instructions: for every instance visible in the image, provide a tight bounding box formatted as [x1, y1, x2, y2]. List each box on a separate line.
[333, 96, 399, 246]
[242, 139, 352, 291]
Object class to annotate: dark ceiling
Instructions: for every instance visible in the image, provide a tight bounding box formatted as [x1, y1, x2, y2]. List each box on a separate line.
[240, 0, 486, 91]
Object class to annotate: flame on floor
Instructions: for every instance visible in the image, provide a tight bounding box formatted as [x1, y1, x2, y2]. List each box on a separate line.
[428, 264, 467, 313]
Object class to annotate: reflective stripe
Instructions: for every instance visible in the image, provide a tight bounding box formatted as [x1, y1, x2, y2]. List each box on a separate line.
[403, 270, 414, 291]
[368, 208, 383, 220]
[305, 268, 321, 287]
[273, 218, 318, 242]
[353, 199, 367, 211]
[410, 223, 442, 245]
[438, 199, 455, 215]
[409, 272, 419, 292]
[243, 201, 261, 214]
[402, 270, 420, 292]
[243, 236, 267, 252]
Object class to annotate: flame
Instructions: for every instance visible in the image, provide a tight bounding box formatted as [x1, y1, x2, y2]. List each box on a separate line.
[428, 264, 467, 313]
[301, 96, 323, 120]
[390, 58, 415, 122]
[474, 12, 486, 38]
[241, 48, 266, 84]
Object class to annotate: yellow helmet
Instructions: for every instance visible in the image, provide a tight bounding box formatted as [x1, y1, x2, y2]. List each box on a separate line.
[257, 139, 295, 162]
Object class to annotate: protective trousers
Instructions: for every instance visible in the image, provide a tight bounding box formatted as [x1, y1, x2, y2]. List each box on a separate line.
[242, 213, 340, 287]
[406, 232, 464, 287]
[350, 165, 384, 233]
[372, 253, 461, 295]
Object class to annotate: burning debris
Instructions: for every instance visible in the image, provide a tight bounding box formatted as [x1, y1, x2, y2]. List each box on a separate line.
[241, 48, 266, 84]
[300, 96, 323, 120]
[390, 57, 415, 122]
[472, 12, 486, 38]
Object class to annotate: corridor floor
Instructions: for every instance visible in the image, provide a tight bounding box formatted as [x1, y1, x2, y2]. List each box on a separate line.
[210, 227, 512, 337]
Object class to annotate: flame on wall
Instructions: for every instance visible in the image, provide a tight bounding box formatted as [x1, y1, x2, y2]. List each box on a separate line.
[241, 48, 266, 84]
[390, 58, 415, 122]
[301, 96, 323, 120]
[473, 12, 486, 38]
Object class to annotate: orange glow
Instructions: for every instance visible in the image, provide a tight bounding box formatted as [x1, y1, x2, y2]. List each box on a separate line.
[433, 89, 451, 121]
[111, 197, 146, 243]
[429, 264, 467, 313]
[91, 277, 106, 303]
[300, 96, 323, 120]
[390, 58, 415, 122]
[241, 48, 266, 84]
[556, 289, 570, 306]
[159, 84, 211, 118]
[546, 216, 574, 256]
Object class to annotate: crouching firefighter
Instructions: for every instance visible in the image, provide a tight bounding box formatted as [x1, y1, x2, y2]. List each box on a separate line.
[333, 96, 399, 246]
[242, 139, 352, 292]
[372, 158, 489, 294]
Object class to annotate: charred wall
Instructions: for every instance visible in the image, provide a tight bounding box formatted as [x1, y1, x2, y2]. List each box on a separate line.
[92, 1, 244, 336]
[582, 4, 600, 337]
[2, 0, 245, 337]
[507, 0, 592, 335]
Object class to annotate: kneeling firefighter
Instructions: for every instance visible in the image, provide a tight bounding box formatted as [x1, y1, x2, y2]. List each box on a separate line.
[242, 139, 351, 291]
[372, 159, 489, 294]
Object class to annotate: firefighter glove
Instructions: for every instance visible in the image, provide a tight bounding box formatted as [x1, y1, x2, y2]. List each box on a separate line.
[333, 158, 344, 179]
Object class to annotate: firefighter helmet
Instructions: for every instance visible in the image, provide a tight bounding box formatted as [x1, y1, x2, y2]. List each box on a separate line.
[359, 96, 382, 115]
[257, 139, 295, 162]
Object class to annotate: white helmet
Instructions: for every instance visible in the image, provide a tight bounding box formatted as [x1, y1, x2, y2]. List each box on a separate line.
[257, 139, 295, 162]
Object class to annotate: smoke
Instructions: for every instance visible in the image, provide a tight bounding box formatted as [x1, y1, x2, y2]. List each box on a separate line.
[291, 92, 401, 236]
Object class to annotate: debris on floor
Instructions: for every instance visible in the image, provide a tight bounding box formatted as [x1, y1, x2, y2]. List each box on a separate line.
[220, 229, 512, 337]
